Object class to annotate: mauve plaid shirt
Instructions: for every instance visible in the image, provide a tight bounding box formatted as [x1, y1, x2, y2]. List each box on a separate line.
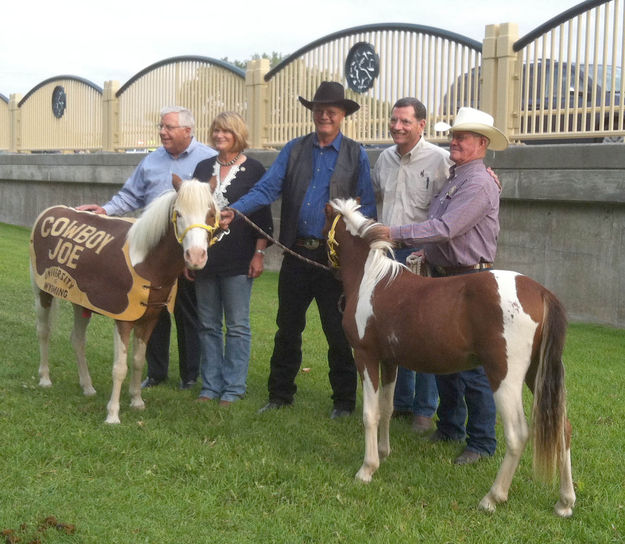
[389, 158, 500, 267]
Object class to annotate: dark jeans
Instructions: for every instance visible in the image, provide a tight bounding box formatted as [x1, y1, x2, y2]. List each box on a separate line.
[431, 266, 497, 455]
[146, 276, 200, 384]
[268, 248, 357, 410]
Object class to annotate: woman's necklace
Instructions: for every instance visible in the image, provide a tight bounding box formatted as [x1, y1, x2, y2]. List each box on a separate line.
[216, 153, 241, 167]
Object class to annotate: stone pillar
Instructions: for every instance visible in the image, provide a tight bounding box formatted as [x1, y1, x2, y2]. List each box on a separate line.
[103, 81, 120, 152]
[481, 23, 520, 142]
[481, 25, 498, 118]
[9, 94, 22, 153]
[495, 23, 520, 139]
[245, 59, 270, 149]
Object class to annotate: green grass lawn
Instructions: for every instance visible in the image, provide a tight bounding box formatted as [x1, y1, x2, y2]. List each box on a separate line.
[1, 222, 623, 543]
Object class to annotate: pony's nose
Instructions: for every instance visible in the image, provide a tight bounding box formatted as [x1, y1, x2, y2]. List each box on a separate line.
[185, 247, 207, 270]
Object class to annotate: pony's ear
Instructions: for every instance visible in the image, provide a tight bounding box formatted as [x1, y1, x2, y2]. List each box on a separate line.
[172, 174, 183, 192]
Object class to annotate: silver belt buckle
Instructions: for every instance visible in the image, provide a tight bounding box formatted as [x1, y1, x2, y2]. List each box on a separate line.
[304, 239, 320, 250]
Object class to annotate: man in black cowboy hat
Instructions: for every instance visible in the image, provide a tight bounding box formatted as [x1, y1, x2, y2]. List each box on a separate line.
[220, 81, 376, 418]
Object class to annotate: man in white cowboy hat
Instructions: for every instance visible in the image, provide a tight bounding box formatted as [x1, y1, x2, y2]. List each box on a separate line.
[219, 81, 376, 419]
[380, 106, 508, 464]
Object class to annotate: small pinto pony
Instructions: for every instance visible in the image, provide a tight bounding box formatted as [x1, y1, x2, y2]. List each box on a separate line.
[323, 198, 575, 517]
[30, 177, 221, 423]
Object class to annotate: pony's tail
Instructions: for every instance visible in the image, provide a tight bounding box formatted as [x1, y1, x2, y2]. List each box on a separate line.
[532, 291, 568, 483]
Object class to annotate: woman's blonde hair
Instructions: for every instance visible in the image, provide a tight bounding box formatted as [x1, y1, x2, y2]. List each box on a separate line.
[209, 111, 249, 153]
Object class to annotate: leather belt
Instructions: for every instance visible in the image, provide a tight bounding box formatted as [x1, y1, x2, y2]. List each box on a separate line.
[295, 238, 324, 250]
[434, 262, 493, 276]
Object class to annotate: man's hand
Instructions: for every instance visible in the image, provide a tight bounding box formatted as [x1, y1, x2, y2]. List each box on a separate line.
[76, 204, 107, 215]
[408, 249, 425, 261]
[486, 167, 502, 192]
[219, 208, 235, 230]
[379, 225, 391, 240]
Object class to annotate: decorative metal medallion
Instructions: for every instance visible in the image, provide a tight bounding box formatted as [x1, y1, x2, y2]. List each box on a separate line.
[51, 86, 67, 119]
[345, 42, 379, 93]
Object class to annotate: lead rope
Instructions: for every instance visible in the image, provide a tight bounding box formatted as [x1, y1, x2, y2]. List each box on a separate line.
[229, 208, 332, 272]
[405, 253, 430, 276]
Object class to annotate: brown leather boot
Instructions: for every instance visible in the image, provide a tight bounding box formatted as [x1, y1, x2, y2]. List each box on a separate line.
[411, 415, 434, 434]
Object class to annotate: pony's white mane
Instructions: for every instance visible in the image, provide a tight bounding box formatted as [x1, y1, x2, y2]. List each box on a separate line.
[127, 190, 178, 258]
[330, 198, 404, 289]
[127, 179, 217, 263]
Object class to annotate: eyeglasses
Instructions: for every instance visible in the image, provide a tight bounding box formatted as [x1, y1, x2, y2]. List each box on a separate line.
[157, 123, 186, 131]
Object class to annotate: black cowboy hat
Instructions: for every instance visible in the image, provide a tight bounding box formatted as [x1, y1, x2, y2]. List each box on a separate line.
[298, 81, 360, 116]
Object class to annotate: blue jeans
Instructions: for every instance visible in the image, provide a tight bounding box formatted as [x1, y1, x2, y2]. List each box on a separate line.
[392, 247, 438, 417]
[435, 367, 497, 455]
[195, 274, 253, 402]
[394, 366, 439, 417]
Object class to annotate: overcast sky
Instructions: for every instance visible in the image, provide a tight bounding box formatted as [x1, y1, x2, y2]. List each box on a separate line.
[1, 0, 580, 97]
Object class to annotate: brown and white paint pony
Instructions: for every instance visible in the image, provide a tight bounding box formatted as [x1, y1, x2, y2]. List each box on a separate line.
[30, 177, 221, 423]
[323, 198, 575, 517]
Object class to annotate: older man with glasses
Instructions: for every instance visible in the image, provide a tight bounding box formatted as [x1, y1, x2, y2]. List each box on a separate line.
[77, 106, 216, 391]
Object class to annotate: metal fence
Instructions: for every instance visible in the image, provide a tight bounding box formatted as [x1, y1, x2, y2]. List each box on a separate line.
[15, 77, 102, 152]
[1, 0, 623, 152]
[115, 56, 246, 151]
[512, 0, 624, 142]
[264, 23, 481, 147]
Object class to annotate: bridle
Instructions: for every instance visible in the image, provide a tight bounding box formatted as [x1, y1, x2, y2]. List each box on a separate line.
[171, 208, 228, 247]
[326, 214, 342, 269]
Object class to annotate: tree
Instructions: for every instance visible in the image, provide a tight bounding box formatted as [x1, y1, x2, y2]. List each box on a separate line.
[220, 52, 287, 70]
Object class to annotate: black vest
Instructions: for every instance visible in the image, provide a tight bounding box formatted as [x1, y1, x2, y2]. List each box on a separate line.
[280, 132, 361, 248]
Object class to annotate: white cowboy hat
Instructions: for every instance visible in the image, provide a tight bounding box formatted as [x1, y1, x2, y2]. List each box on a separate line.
[434, 107, 508, 151]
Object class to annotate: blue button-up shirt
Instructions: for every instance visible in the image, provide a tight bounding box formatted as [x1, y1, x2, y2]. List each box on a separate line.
[233, 132, 375, 238]
[103, 138, 216, 216]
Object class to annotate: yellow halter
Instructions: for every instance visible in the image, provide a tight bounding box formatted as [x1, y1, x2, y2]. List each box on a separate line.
[326, 213, 342, 269]
[171, 209, 222, 247]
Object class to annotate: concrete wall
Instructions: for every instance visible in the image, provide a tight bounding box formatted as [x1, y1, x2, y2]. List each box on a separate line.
[492, 144, 625, 328]
[1, 145, 624, 328]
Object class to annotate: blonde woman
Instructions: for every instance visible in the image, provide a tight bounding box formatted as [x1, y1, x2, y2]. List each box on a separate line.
[192, 112, 273, 404]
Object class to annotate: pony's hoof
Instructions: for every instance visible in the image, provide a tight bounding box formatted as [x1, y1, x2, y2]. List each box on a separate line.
[105, 415, 121, 424]
[83, 386, 96, 396]
[478, 496, 497, 513]
[355, 468, 373, 483]
[130, 399, 145, 410]
[39, 378, 52, 388]
[554, 501, 574, 518]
